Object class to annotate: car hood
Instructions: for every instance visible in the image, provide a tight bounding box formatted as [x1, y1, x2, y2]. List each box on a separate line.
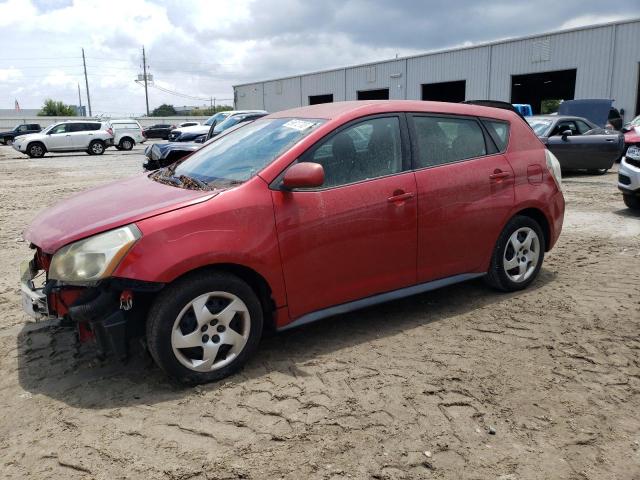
[24, 174, 218, 253]
[624, 127, 640, 144]
[13, 132, 42, 143]
[150, 142, 200, 160]
[174, 125, 210, 135]
[558, 99, 612, 128]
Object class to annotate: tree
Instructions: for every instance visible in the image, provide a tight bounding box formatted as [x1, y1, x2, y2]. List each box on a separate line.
[541, 99, 562, 114]
[151, 104, 177, 116]
[189, 105, 233, 116]
[38, 99, 77, 116]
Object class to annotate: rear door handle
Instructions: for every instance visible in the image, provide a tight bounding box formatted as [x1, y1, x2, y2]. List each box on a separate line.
[489, 170, 511, 180]
[387, 192, 415, 203]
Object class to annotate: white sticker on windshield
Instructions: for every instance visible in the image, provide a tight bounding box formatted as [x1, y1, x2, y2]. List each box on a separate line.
[283, 119, 316, 131]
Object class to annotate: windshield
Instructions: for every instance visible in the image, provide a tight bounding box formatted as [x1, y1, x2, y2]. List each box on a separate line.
[526, 118, 552, 136]
[163, 118, 323, 187]
[41, 124, 57, 134]
[204, 111, 230, 126]
[212, 115, 246, 133]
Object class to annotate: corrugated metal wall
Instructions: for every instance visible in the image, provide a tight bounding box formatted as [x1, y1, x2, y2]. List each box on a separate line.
[406, 46, 491, 100]
[234, 20, 640, 119]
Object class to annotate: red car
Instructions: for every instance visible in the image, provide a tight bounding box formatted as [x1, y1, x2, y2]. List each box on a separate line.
[20, 101, 565, 384]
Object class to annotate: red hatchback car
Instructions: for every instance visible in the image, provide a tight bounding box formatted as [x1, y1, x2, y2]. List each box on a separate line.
[21, 101, 564, 384]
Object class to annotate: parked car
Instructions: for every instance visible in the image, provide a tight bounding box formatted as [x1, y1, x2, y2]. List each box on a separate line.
[0, 123, 41, 145]
[618, 140, 640, 210]
[174, 112, 268, 142]
[142, 124, 176, 140]
[526, 115, 624, 174]
[143, 122, 253, 171]
[110, 119, 145, 151]
[167, 111, 232, 142]
[13, 121, 114, 158]
[20, 100, 564, 384]
[168, 110, 267, 142]
[622, 116, 640, 157]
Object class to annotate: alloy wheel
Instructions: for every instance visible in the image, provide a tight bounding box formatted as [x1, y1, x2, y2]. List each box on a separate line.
[30, 144, 43, 157]
[503, 227, 540, 283]
[91, 142, 104, 154]
[171, 291, 251, 372]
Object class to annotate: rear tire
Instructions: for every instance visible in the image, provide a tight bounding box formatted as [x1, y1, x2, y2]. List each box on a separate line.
[146, 271, 264, 384]
[623, 194, 640, 210]
[88, 140, 105, 155]
[485, 215, 546, 292]
[27, 142, 45, 158]
[119, 138, 134, 151]
[5, 138, 13, 146]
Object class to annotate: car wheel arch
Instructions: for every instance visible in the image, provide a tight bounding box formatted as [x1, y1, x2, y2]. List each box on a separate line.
[157, 263, 277, 331]
[510, 207, 551, 252]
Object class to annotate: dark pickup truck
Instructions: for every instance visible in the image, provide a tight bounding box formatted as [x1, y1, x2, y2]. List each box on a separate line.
[0, 123, 42, 145]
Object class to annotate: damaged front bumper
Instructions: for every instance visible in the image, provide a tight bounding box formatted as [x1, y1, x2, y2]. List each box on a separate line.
[20, 253, 163, 360]
[20, 259, 48, 320]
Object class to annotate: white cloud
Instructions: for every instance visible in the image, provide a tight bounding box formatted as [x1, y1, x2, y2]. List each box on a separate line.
[0, 67, 24, 82]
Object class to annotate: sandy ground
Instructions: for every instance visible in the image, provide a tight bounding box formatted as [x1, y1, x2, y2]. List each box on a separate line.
[0, 143, 639, 480]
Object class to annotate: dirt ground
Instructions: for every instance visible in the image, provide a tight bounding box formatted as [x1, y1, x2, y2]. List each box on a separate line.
[0, 143, 638, 480]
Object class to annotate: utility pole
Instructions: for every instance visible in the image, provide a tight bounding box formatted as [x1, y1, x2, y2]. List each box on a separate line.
[77, 83, 83, 116]
[142, 46, 150, 116]
[82, 48, 92, 117]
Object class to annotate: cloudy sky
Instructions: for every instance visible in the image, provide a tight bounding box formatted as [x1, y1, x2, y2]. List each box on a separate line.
[1, 0, 638, 116]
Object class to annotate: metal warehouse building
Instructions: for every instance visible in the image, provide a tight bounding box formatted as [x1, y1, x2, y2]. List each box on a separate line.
[234, 18, 640, 119]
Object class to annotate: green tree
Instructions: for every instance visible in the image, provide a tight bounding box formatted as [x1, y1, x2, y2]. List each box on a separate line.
[541, 99, 562, 114]
[151, 104, 177, 116]
[189, 105, 233, 116]
[38, 99, 77, 116]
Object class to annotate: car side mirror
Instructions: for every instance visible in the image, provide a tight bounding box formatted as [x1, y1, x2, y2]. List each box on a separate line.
[282, 162, 324, 190]
[561, 129, 572, 140]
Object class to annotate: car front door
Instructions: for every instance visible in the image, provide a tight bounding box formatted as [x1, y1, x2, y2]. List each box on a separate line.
[45, 124, 71, 151]
[408, 114, 515, 282]
[271, 115, 418, 319]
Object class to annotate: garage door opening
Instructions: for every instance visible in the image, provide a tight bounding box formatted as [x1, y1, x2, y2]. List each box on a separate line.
[357, 89, 389, 100]
[511, 69, 576, 114]
[309, 94, 334, 105]
[421, 80, 466, 103]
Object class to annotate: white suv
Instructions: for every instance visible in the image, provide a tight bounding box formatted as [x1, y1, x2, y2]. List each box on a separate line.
[618, 145, 640, 210]
[12, 121, 114, 158]
[110, 119, 145, 151]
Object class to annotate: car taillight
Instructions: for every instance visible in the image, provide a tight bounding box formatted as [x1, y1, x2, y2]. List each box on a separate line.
[171, 125, 176, 129]
[107, 128, 113, 136]
[545, 149, 562, 191]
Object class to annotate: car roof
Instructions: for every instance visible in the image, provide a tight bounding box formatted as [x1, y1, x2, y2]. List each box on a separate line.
[265, 100, 516, 122]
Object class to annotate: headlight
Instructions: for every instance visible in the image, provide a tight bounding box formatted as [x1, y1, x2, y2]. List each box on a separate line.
[545, 149, 562, 191]
[49, 225, 141, 282]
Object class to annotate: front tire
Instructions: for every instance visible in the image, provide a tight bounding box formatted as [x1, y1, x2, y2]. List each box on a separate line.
[146, 271, 264, 384]
[623, 194, 640, 210]
[485, 215, 545, 292]
[27, 142, 45, 158]
[88, 140, 105, 155]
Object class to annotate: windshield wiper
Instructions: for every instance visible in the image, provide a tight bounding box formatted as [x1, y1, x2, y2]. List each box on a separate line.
[177, 175, 210, 190]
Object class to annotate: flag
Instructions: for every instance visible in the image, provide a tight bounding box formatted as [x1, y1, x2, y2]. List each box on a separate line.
[14, 99, 20, 112]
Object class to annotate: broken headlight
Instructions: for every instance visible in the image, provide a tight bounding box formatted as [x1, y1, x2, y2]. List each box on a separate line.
[49, 225, 141, 283]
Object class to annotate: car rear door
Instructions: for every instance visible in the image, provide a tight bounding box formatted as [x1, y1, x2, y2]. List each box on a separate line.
[271, 114, 418, 319]
[408, 114, 515, 281]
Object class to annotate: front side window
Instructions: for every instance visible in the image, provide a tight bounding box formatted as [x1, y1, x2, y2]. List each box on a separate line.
[412, 116, 486, 168]
[575, 120, 593, 134]
[169, 118, 324, 186]
[17, 125, 28, 132]
[303, 116, 403, 188]
[551, 121, 578, 136]
[68, 123, 86, 132]
[49, 124, 68, 135]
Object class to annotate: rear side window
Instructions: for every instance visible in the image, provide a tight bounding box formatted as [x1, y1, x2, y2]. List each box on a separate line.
[412, 116, 487, 168]
[84, 123, 101, 131]
[482, 120, 510, 152]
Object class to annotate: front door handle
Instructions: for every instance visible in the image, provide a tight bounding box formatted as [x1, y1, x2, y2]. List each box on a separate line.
[387, 191, 415, 203]
[489, 170, 511, 180]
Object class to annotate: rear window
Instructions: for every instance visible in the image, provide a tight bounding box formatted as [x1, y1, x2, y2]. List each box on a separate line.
[482, 120, 510, 152]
